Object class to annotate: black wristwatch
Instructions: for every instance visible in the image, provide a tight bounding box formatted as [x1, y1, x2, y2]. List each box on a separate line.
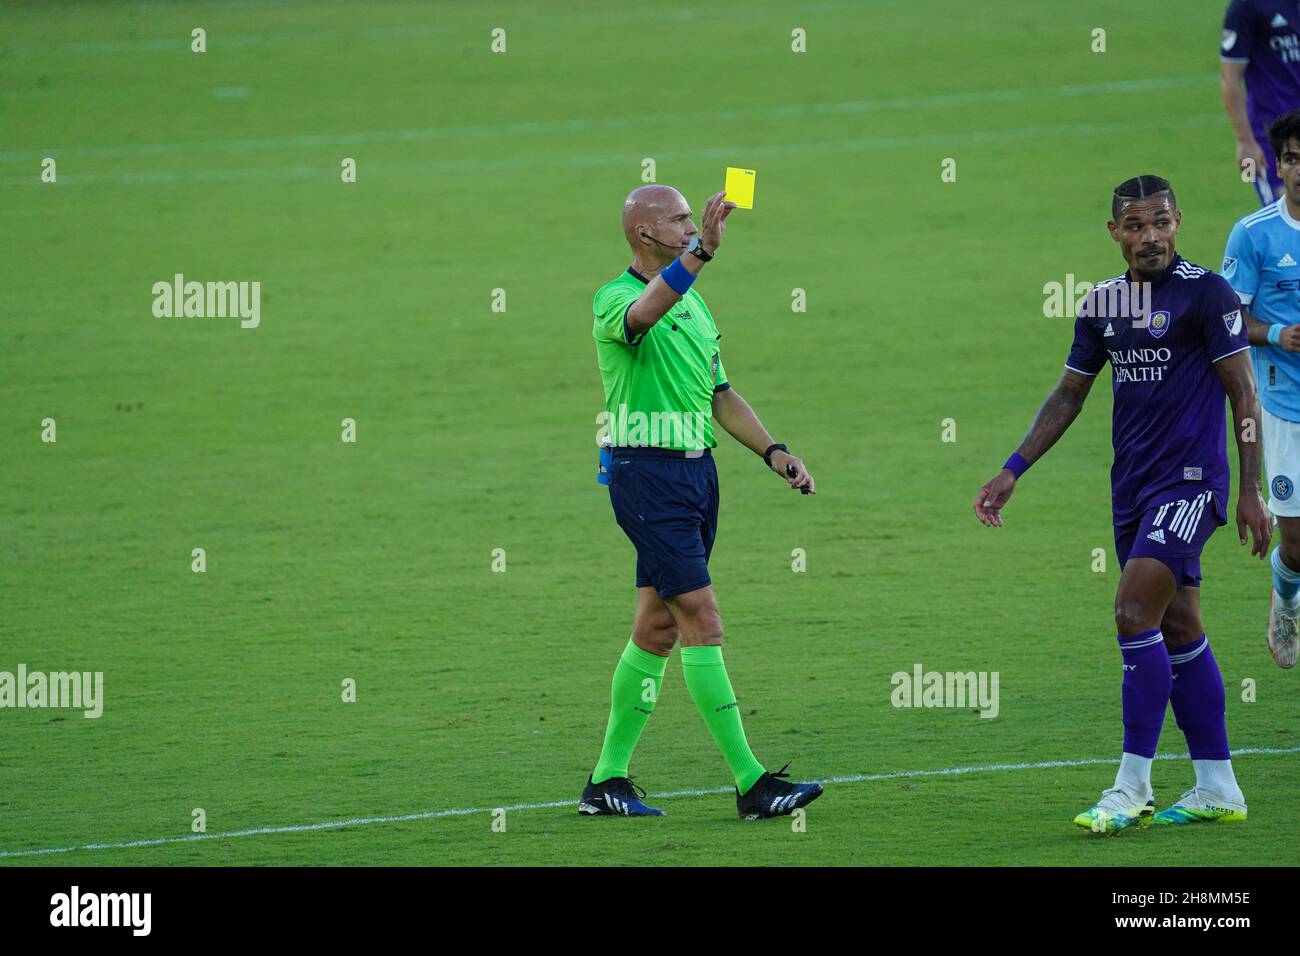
[762, 443, 788, 468]
[687, 235, 715, 262]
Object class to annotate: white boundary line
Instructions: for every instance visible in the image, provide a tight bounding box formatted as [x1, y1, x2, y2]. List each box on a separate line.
[0, 74, 1213, 164]
[0, 113, 1225, 188]
[2, 744, 1295, 860]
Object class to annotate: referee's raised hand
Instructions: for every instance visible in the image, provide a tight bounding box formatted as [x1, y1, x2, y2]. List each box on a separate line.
[700, 191, 737, 254]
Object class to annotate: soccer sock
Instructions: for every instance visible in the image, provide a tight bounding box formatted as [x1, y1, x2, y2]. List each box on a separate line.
[591, 638, 668, 785]
[1168, 635, 1242, 802]
[1114, 752, 1154, 803]
[680, 644, 766, 795]
[1270, 547, 1300, 607]
[1114, 629, 1171, 798]
[1191, 759, 1243, 803]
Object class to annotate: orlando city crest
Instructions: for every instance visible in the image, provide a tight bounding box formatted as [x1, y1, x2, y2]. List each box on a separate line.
[1148, 310, 1170, 339]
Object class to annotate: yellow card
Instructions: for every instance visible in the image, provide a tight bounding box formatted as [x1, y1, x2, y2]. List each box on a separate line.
[724, 167, 756, 209]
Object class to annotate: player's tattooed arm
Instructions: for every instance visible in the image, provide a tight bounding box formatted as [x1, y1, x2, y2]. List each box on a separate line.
[972, 369, 1095, 526]
[1215, 350, 1264, 489]
[1015, 368, 1097, 465]
[1213, 350, 1272, 557]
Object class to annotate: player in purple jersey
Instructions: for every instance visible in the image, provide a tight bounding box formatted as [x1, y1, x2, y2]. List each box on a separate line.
[1221, 0, 1300, 204]
[973, 176, 1271, 833]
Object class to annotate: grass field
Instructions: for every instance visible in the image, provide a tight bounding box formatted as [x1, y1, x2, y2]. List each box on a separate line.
[1, 0, 1296, 867]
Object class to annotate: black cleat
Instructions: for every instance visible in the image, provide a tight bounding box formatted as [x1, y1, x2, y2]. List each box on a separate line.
[736, 763, 823, 820]
[578, 775, 665, 816]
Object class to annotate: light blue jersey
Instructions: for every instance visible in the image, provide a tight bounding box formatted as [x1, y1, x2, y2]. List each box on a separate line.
[1223, 197, 1300, 422]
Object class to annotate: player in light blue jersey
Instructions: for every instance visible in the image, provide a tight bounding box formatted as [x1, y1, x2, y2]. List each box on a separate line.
[1222, 108, 1300, 667]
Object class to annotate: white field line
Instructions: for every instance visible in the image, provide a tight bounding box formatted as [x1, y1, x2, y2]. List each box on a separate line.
[1, 744, 1295, 860]
[0, 112, 1224, 188]
[0, 74, 1214, 164]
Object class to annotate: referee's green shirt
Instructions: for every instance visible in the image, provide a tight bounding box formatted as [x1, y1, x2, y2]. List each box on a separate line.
[593, 267, 729, 451]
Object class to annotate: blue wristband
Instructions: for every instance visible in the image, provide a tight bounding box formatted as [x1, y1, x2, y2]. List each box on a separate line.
[1003, 452, 1030, 478]
[1269, 323, 1283, 346]
[660, 257, 696, 295]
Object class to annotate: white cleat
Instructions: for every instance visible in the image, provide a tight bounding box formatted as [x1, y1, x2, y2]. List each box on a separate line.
[1152, 787, 1248, 825]
[1072, 786, 1154, 834]
[1267, 590, 1299, 669]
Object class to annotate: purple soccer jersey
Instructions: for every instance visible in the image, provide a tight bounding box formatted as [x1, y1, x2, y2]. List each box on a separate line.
[1222, 1, 1300, 166]
[1065, 256, 1250, 526]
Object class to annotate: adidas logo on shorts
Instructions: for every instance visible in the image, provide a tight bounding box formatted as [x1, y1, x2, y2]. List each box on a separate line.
[1152, 490, 1212, 544]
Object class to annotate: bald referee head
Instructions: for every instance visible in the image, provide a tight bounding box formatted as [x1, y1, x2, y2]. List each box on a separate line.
[622, 185, 699, 270]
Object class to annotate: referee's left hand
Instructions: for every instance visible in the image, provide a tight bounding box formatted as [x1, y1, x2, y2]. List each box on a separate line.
[771, 451, 815, 494]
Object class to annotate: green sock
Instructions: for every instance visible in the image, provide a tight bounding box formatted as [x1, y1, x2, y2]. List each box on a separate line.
[591, 638, 668, 784]
[680, 644, 766, 794]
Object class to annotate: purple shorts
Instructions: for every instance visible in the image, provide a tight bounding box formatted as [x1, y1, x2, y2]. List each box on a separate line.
[1114, 487, 1221, 589]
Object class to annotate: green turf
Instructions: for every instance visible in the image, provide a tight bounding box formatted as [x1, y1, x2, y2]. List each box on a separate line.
[1, 0, 1296, 867]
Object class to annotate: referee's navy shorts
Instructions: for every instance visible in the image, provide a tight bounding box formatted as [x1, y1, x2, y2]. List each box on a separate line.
[607, 446, 719, 599]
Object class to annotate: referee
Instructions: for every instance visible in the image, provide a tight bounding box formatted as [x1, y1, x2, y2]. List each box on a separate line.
[578, 184, 824, 820]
